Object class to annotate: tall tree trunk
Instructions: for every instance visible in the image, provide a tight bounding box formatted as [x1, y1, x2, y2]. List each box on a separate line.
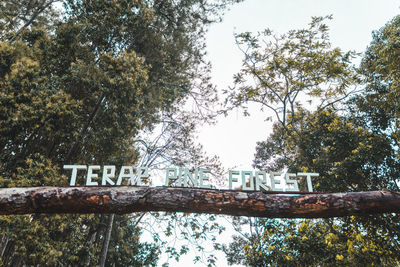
[95, 215, 106, 244]
[0, 235, 9, 259]
[2, 240, 15, 266]
[99, 214, 114, 267]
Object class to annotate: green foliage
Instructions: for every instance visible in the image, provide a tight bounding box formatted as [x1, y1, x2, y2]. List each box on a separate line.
[144, 212, 225, 266]
[0, 25, 148, 182]
[225, 16, 359, 127]
[106, 215, 160, 266]
[0, 0, 240, 265]
[225, 217, 399, 266]
[0, 0, 60, 41]
[358, 15, 400, 162]
[254, 110, 393, 192]
[1, 214, 95, 265]
[225, 15, 400, 267]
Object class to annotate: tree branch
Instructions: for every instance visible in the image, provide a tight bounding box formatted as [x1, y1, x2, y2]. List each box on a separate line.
[64, 93, 106, 163]
[8, 0, 57, 42]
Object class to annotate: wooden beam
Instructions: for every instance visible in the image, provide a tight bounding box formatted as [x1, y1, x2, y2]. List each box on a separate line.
[0, 186, 399, 218]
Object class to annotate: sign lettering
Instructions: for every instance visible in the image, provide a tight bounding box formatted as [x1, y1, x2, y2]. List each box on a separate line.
[64, 165, 317, 192]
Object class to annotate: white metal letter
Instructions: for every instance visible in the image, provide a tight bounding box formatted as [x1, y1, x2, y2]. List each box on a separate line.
[117, 166, 134, 185]
[63, 165, 87, 186]
[241, 171, 254, 190]
[297, 173, 318, 192]
[284, 173, 299, 192]
[86, 165, 100, 186]
[165, 167, 178, 186]
[229, 170, 240, 190]
[199, 169, 211, 189]
[102, 165, 116, 185]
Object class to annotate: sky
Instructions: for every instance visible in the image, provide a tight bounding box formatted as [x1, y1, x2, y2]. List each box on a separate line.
[182, 0, 400, 266]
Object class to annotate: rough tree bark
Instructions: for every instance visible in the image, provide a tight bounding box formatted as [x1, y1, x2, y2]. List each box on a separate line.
[0, 186, 400, 218]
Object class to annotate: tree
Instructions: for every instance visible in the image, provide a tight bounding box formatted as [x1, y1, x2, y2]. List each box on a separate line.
[224, 16, 400, 266]
[0, 0, 241, 265]
[0, 0, 60, 41]
[357, 15, 400, 186]
[254, 110, 394, 192]
[234, 110, 400, 266]
[225, 16, 359, 129]
[225, 217, 399, 266]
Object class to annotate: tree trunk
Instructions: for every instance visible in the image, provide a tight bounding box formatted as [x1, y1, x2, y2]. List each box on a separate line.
[0, 186, 400, 218]
[99, 214, 114, 267]
[0, 235, 8, 259]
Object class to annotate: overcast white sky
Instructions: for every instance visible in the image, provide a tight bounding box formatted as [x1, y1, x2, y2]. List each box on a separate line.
[182, 1, 400, 266]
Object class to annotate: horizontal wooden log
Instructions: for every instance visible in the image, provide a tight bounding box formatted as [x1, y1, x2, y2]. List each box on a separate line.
[0, 186, 400, 218]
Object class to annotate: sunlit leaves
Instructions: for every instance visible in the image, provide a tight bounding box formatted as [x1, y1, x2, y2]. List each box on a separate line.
[226, 14, 400, 267]
[226, 16, 359, 128]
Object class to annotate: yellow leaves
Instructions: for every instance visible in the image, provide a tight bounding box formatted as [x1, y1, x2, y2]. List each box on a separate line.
[9, 56, 40, 86]
[245, 88, 258, 98]
[299, 221, 308, 233]
[326, 118, 341, 131]
[285, 255, 293, 261]
[48, 249, 63, 258]
[336, 254, 344, 261]
[347, 240, 355, 254]
[325, 233, 338, 248]
[11, 154, 66, 187]
[301, 166, 309, 172]
[355, 233, 363, 242]
[267, 245, 276, 251]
